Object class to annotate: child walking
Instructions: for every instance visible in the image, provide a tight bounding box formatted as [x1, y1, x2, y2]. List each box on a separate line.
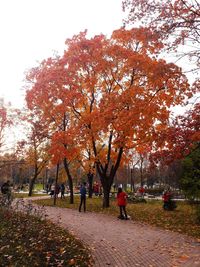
[117, 187, 128, 220]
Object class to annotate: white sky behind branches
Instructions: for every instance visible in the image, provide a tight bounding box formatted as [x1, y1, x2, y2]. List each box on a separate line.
[0, 0, 123, 108]
[0, 0, 198, 112]
[0, 0, 199, 153]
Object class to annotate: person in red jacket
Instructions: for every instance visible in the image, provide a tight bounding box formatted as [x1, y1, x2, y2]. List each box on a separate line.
[139, 186, 145, 198]
[117, 187, 128, 220]
[162, 189, 176, 210]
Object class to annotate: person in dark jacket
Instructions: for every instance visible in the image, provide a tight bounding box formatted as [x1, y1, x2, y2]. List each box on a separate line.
[79, 182, 87, 212]
[60, 183, 65, 199]
[1, 180, 11, 203]
[55, 184, 60, 198]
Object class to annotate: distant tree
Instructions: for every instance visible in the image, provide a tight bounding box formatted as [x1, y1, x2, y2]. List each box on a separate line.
[181, 144, 200, 200]
[0, 153, 19, 183]
[150, 103, 200, 164]
[149, 103, 200, 199]
[166, 160, 183, 188]
[17, 111, 50, 196]
[0, 107, 10, 150]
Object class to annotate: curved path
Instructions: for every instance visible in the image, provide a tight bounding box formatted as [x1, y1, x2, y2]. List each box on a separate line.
[26, 197, 200, 267]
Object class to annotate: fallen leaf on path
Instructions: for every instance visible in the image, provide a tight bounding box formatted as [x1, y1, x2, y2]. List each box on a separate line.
[179, 255, 189, 261]
[69, 259, 75, 265]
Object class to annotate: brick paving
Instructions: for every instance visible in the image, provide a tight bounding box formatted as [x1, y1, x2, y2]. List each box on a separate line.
[38, 204, 200, 267]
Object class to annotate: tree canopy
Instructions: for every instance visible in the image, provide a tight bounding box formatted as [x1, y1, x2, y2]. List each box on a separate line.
[25, 28, 197, 206]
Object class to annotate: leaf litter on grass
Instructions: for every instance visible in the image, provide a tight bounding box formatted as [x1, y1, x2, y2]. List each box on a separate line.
[0, 208, 93, 267]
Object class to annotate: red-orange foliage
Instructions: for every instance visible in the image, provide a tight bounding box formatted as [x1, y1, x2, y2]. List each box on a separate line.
[123, 0, 200, 68]
[150, 103, 200, 165]
[25, 28, 196, 206]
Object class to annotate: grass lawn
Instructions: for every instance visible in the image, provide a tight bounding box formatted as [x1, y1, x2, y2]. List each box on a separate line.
[14, 192, 48, 198]
[34, 196, 200, 239]
[34, 183, 44, 191]
[0, 207, 93, 267]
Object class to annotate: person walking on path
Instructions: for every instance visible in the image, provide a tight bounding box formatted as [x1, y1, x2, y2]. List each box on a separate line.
[79, 182, 87, 212]
[117, 187, 128, 220]
[50, 184, 55, 198]
[139, 186, 145, 198]
[55, 184, 60, 198]
[1, 180, 12, 204]
[60, 183, 65, 199]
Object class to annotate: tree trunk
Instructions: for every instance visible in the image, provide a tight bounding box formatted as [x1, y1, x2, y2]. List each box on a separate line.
[131, 168, 134, 192]
[102, 183, 111, 208]
[140, 155, 144, 187]
[63, 158, 74, 204]
[68, 175, 74, 204]
[53, 163, 59, 205]
[93, 143, 124, 208]
[28, 174, 37, 196]
[87, 172, 94, 198]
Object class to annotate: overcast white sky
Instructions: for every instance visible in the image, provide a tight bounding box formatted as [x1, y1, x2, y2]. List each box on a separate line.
[0, 0, 123, 108]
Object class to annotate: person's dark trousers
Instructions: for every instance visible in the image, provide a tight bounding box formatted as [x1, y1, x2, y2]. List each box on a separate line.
[79, 196, 86, 212]
[120, 205, 127, 219]
[163, 201, 169, 210]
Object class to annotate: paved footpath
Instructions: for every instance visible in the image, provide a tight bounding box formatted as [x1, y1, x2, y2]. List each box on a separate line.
[26, 197, 200, 267]
[42, 207, 200, 266]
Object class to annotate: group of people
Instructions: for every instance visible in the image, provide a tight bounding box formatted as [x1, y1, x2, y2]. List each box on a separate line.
[79, 183, 177, 218]
[48, 183, 66, 199]
[0, 179, 176, 218]
[78, 182, 129, 219]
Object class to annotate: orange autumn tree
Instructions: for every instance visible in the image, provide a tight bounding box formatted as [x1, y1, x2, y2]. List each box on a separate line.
[25, 58, 80, 204]
[25, 28, 196, 207]
[61, 28, 195, 207]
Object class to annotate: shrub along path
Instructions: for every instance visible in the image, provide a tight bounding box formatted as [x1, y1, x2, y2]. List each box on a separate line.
[28, 197, 200, 267]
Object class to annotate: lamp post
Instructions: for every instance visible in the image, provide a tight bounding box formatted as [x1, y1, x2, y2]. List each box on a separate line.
[45, 166, 49, 191]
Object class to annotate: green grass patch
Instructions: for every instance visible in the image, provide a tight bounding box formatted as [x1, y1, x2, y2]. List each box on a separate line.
[34, 196, 200, 239]
[0, 208, 93, 266]
[34, 183, 44, 191]
[14, 193, 48, 198]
